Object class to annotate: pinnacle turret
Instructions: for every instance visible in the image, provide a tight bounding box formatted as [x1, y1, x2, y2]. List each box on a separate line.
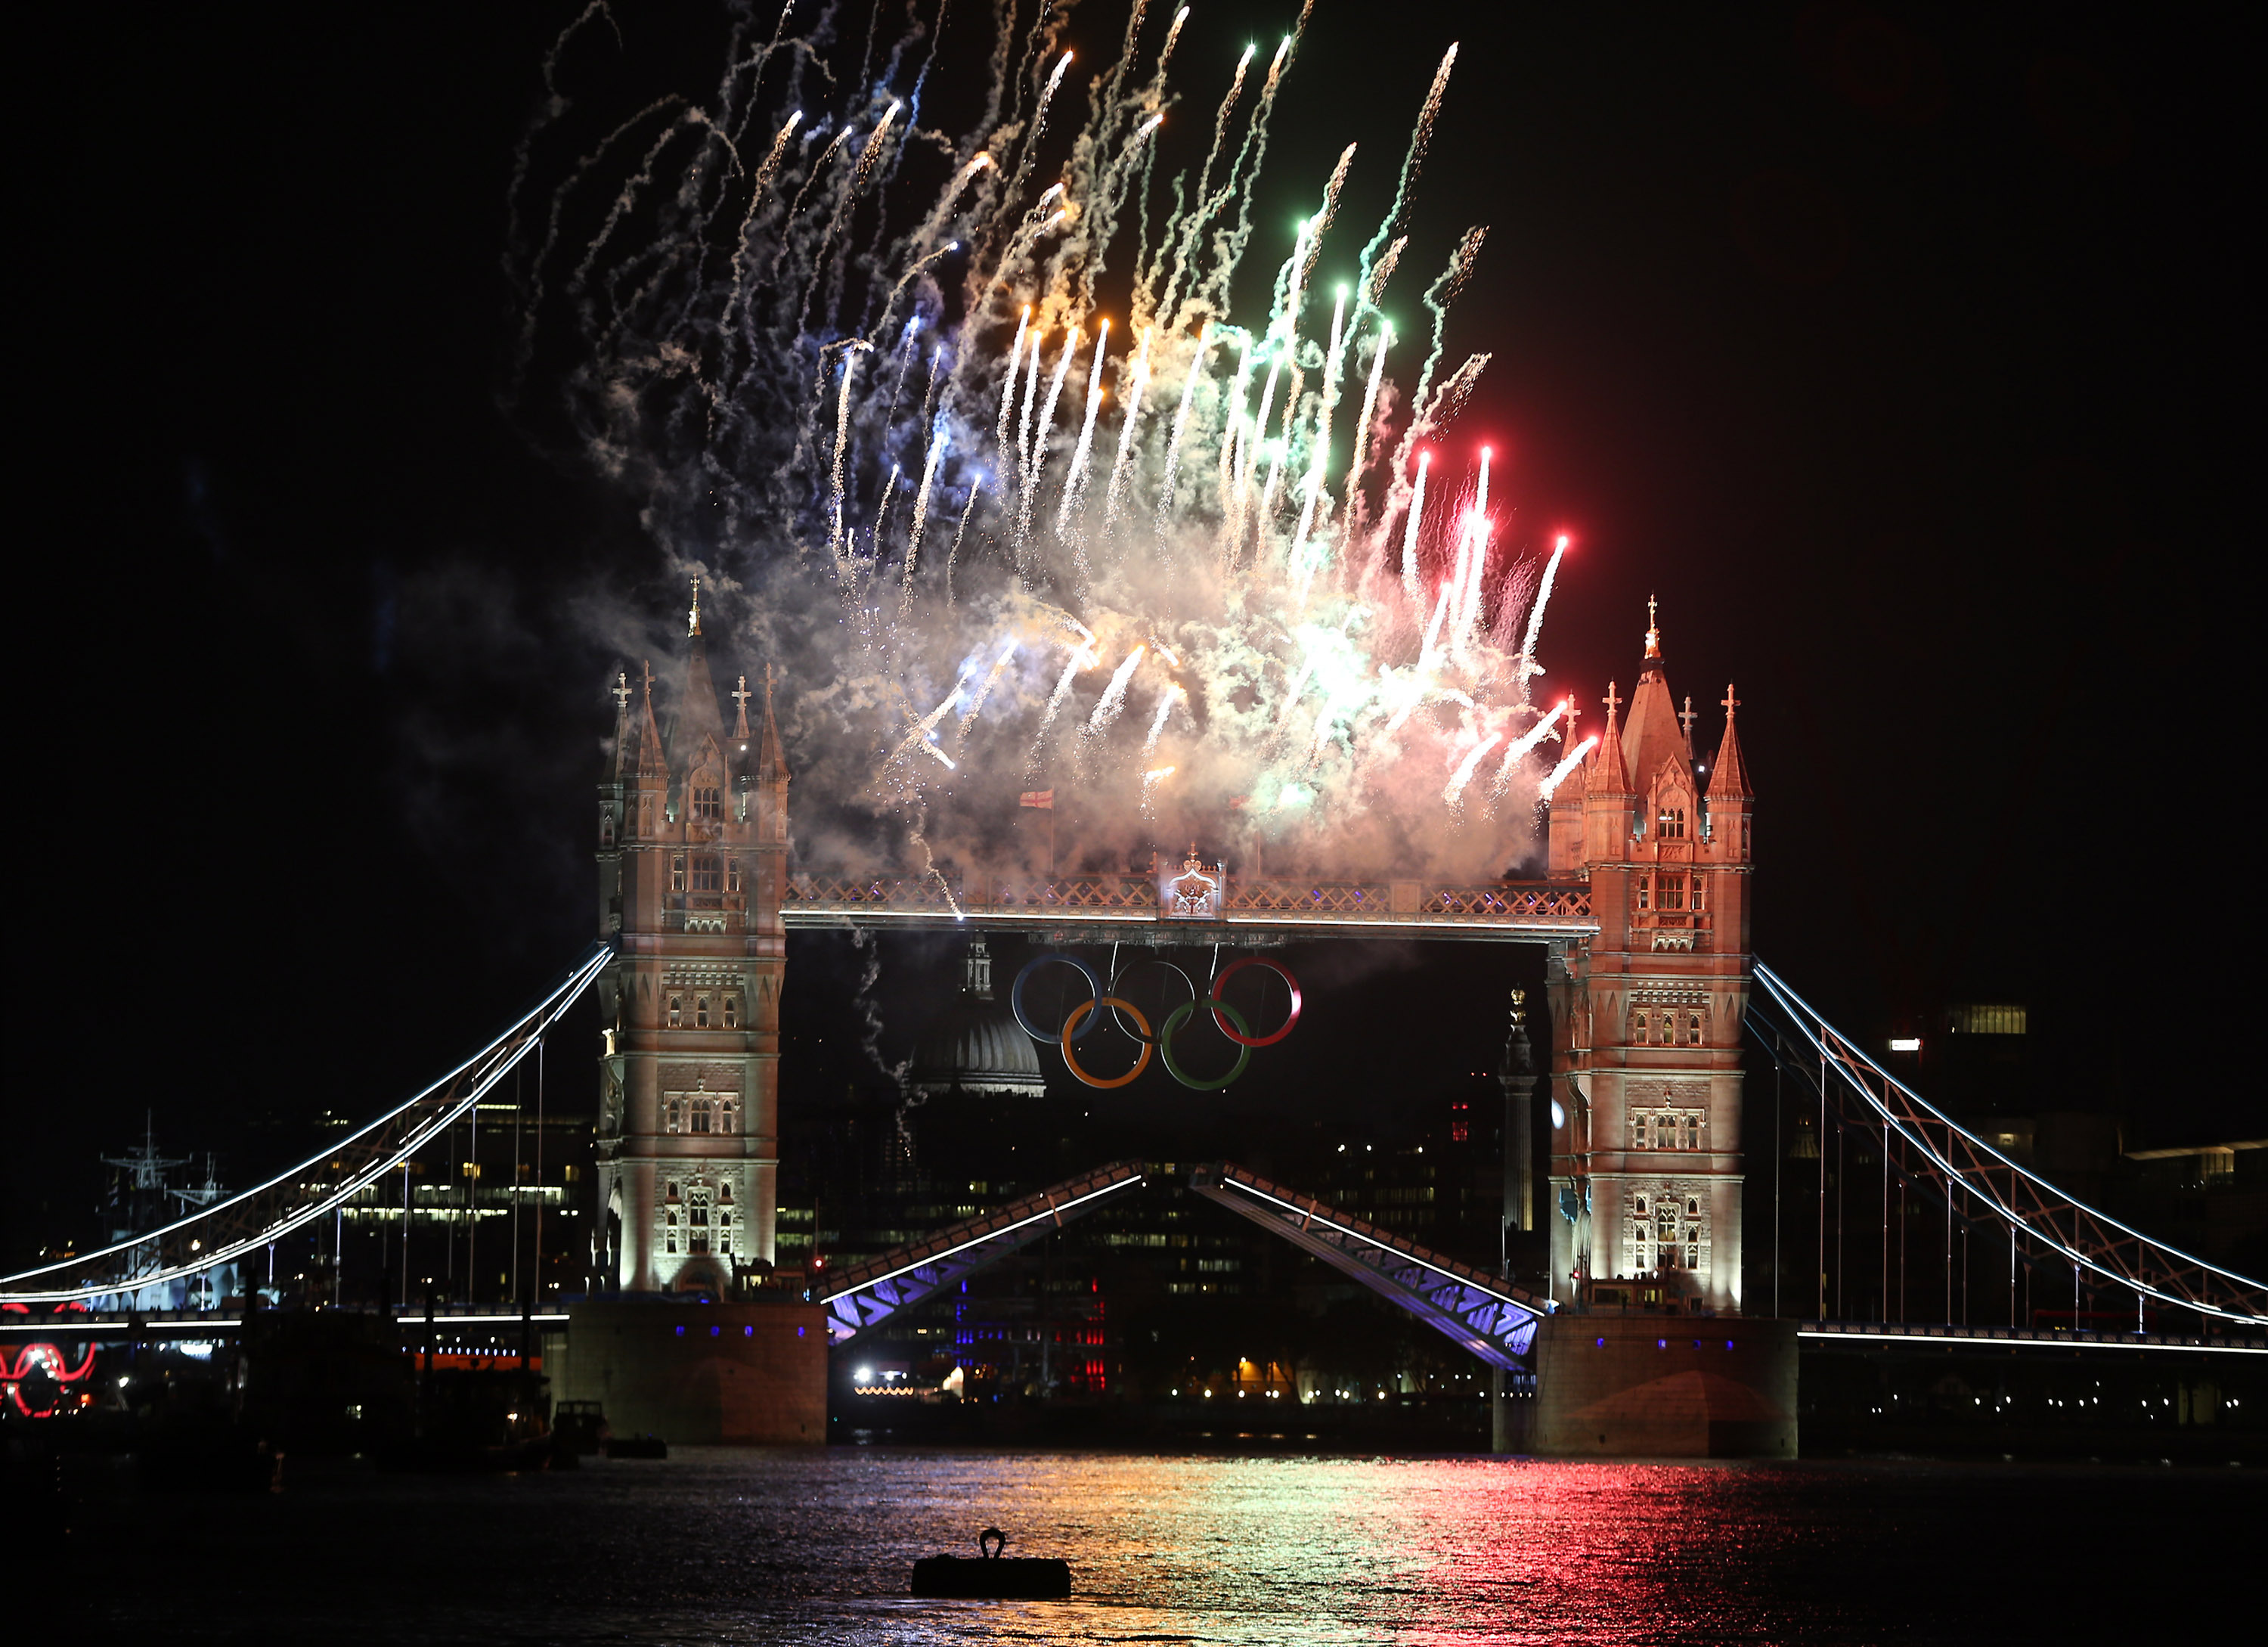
[755, 664, 789, 784]
[1590, 680, 1631, 795]
[1706, 683, 1752, 800]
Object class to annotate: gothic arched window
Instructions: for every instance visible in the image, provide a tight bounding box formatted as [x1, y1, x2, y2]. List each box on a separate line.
[692, 784, 722, 821]
[665, 1097, 682, 1134]
[668, 994, 683, 1028]
[1632, 1010, 1650, 1044]
[695, 996, 711, 1028]
[671, 854, 686, 892]
[723, 995, 740, 1028]
[1687, 1012, 1703, 1044]
[727, 858, 743, 893]
[1659, 806, 1686, 839]
[690, 855, 722, 892]
[691, 1097, 712, 1134]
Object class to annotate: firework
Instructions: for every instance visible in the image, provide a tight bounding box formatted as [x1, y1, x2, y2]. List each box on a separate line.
[519, 7, 1585, 877]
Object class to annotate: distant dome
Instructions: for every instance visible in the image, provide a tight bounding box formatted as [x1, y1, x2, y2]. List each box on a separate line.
[910, 940, 1047, 1098]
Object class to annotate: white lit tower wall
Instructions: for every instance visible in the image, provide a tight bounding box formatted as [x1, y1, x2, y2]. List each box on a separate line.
[1545, 606, 1755, 1314]
[593, 588, 790, 1294]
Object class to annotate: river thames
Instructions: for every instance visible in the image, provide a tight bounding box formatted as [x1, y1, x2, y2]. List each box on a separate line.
[67, 1447, 2244, 1642]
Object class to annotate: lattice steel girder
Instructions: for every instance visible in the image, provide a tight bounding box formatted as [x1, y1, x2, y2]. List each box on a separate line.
[815, 1162, 1145, 1345]
[1188, 1162, 1551, 1369]
[1749, 961, 2268, 1328]
[0, 945, 615, 1304]
[781, 872, 1596, 940]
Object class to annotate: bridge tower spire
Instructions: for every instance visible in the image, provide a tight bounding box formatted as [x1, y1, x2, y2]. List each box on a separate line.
[593, 601, 790, 1297]
[1542, 598, 1755, 1317]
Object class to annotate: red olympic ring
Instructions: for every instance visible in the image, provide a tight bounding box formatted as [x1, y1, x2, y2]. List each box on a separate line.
[1061, 998, 1154, 1089]
[1209, 956, 1303, 1047]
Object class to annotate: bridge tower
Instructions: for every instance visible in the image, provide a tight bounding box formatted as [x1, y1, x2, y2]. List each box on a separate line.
[593, 583, 790, 1294]
[1545, 601, 1755, 1315]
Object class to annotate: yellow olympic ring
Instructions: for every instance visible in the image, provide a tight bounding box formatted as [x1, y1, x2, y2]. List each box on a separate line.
[1060, 997, 1153, 1089]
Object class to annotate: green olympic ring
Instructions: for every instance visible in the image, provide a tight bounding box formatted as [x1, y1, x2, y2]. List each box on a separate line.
[1159, 997, 1254, 1091]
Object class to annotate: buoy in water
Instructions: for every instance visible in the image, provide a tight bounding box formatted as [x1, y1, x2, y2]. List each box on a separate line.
[911, 1527, 1071, 1598]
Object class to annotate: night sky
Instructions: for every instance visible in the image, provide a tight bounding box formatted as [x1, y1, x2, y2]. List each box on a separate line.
[11, 2, 2252, 1264]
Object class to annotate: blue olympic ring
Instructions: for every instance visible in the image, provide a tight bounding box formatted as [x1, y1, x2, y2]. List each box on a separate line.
[1011, 954, 1104, 1043]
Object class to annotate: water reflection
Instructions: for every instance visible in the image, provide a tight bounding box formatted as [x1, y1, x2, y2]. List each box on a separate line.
[74, 1449, 2245, 1644]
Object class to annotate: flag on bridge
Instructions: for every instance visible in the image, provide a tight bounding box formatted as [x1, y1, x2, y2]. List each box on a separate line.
[1018, 789, 1054, 809]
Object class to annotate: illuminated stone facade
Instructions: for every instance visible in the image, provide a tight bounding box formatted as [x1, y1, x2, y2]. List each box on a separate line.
[1545, 606, 1755, 1314]
[593, 588, 789, 1294]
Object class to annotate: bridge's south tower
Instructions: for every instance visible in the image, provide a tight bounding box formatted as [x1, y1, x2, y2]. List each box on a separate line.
[1545, 603, 1754, 1314]
[593, 586, 789, 1293]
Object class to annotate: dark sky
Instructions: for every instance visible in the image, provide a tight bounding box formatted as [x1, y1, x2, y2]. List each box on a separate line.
[11, 2, 2253, 1261]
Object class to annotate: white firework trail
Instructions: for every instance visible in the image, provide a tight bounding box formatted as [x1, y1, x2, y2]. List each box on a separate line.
[1540, 735, 1598, 799]
[1101, 327, 1154, 534]
[943, 481, 982, 607]
[826, 343, 869, 568]
[1399, 449, 1430, 611]
[1084, 644, 1148, 738]
[956, 637, 1019, 741]
[902, 427, 947, 607]
[1340, 322, 1392, 526]
[1031, 641, 1095, 762]
[1141, 683, 1184, 758]
[994, 306, 1031, 466]
[1520, 533, 1569, 668]
[1490, 699, 1566, 796]
[1056, 318, 1112, 539]
[1018, 324, 1080, 547]
[1442, 732, 1502, 807]
[1154, 321, 1210, 541]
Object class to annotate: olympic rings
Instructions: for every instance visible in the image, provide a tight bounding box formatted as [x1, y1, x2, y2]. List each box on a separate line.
[1012, 953, 1104, 1043]
[1061, 997, 1154, 1088]
[1011, 951, 1298, 1089]
[1160, 998, 1253, 1091]
[1208, 955, 1303, 1047]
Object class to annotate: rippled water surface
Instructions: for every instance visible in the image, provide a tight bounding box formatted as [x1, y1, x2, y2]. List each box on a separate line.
[73, 1449, 2240, 1642]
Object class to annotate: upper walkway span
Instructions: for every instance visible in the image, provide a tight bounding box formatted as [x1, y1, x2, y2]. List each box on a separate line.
[781, 869, 1597, 944]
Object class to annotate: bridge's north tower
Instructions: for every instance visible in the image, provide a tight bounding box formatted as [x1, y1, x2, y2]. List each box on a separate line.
[1545, 604, 1754, 1314]
[593, 585, 789, 1294]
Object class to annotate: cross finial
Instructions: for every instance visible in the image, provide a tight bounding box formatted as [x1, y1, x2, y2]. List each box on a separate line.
[688, 576, 703, 637]
[1644, 594, 1661, 660]
[1603, 680, 1622, 718]
[612, 670, 631, 712]
[1679, 694, 1696, 737]
[642, 659, 655, 701]
[732, 675, 753, 716]
[1721, 682, 1740, 721]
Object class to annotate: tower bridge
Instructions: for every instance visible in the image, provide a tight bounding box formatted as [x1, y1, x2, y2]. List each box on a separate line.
[6, 597, 2261, 1452]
